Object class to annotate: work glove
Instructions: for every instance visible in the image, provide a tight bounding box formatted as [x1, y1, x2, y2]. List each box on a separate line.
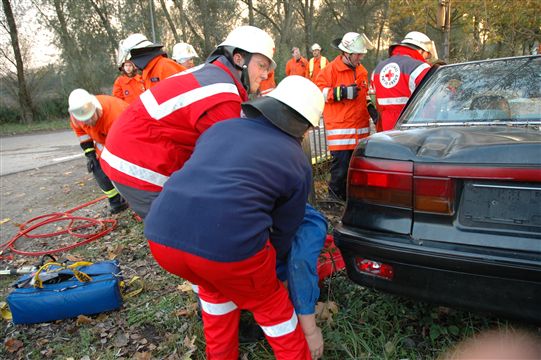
[85, 151, 99, 173]
[367, 102, 379, 125]
[333, 84, 358, 101]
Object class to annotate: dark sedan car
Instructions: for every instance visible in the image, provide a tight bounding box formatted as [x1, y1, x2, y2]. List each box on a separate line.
[334, 55, 541, 322]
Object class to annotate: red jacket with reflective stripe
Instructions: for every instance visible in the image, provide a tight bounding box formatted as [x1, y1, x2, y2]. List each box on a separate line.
[141, 56, 185, 90]
[70, 95, 129, 158]
[101, 58, 248, 192]
[371, 46, 431, 131]
[112, 74, 145, 104]
[316, 55, 370, 151]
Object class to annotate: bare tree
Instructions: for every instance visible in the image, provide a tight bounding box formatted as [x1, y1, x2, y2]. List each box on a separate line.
[1, 0, 36, 123]
[159, 0, 180, 42]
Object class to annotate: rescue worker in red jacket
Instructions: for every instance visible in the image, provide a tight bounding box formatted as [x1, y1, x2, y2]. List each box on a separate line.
[144, 75, 325, 360]
[316, 32, 374, 201]
[112, 60, 145, 104]
[117, 33, 185, 90]
[67, 89, 129, 214]
[306, 43, 328, 83]
[285, 47, 308, 77]
[101, 26, 275, 219]
[371, 31, 435, 131]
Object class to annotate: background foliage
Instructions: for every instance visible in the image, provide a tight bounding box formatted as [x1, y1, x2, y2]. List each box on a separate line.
[1, 0, 540, 123]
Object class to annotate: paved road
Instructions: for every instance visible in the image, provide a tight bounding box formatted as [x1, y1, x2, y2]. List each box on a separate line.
[0, 130, 82, 176]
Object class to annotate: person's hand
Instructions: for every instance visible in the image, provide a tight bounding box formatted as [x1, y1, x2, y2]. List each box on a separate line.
[305, 326, 324, 359]
[333, 84, 358, 101]
[85, 152, 99, 173]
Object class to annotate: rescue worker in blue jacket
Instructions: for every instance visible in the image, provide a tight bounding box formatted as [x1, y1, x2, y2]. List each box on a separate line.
[144, 75, 325, 360]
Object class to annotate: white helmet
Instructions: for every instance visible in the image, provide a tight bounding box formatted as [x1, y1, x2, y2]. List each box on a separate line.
[68, 89, 101, 122]
[218, 26, 276, 69]
[401, 31, 432, 53]
[311, 43, 322, 51]
[117, 33, 159, 67]
[332, 32, 374, 54]
[172, 43, 199, 63]
[268, 75, 324, 127]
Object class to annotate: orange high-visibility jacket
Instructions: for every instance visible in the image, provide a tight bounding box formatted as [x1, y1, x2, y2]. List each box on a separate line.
[306, 56, 328, 83]
[141, 56, 185, 90]
[259, 70, 276, 95]
[70, 95, 129, 158]
[112, 74, 145, 104]
[316, 55, 370, 151]
[285, 57, 308, 77]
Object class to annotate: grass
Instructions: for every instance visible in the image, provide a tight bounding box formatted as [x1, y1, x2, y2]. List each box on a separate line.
[0, 204, 537, 359]
[0, 118, 70, 136]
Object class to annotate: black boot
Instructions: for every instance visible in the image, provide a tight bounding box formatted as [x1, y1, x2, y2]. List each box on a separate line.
[109, 194, 129, 214]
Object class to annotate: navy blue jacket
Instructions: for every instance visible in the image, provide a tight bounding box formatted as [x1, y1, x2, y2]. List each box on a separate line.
[144, 115, 312, 262]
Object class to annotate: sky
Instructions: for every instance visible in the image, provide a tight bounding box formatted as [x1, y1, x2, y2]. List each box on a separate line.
[1, 3, 60, 70]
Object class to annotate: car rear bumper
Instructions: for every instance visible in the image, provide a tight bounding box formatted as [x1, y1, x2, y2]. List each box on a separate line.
[334, 224, 541, 323]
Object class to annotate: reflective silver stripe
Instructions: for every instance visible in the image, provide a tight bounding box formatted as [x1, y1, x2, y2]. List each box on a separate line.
[78, 134, 91, 142]
[260, 87, 274, 95]
[377, 97, 409, 105]
[191, 284, 199, 294]
[100, 147, 169, 187]
[260, 311, 298, 338]
[408, 63, 431, 93]
[199, 298, 238, 316]
[141, 82, 239, 120]
[322, 87, 331, 101]
[95, 142, 104, 151]
[327, 128, 357, 135]
[327, 128, 370, 136]
[328, 139, 357, 146]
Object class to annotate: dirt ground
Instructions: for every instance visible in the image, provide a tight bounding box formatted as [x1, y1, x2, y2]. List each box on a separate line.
[0, 159, 106, 245]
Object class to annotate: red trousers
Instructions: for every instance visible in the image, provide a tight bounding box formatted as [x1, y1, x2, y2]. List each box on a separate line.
[148, 240, 310, 360]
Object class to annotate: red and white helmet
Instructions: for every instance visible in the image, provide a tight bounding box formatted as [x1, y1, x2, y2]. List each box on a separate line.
[217, 26, 276, 69]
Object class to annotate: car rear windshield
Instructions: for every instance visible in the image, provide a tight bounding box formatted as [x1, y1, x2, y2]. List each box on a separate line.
[400, 56, 541, 126]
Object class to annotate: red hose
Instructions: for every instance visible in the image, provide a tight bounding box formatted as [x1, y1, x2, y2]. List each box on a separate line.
[0, 196, 117, 258]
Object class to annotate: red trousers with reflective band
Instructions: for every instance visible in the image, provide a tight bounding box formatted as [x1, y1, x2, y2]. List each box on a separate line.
[148, 240, 310, 360]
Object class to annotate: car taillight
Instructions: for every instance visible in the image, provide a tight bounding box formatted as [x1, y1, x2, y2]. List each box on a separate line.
[355, 258, 394, 280]
[349, 158, 413, 208]
[414, 177, 454, 214]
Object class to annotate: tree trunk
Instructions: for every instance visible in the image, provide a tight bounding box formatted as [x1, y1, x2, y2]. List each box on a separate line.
[247, 0, 254, 25]
[88, 0, 117, 57]
[2, 0, 36, 123]
[159, 0, 180, 42]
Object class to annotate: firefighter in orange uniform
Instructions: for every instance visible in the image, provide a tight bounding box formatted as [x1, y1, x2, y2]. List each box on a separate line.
[306, 43, 328, 83]
[112, 60, 145, 104]
[316, 32, 374, 201]
[285, 47, 308, 77]
[117, 33, 185, 90]
[68, 89, 129, 214]
[259, 69, 276, 95]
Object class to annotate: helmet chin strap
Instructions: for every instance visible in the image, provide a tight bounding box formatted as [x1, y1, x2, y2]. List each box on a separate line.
[239, 53, 252, 93]
[342, 53, 356, 69]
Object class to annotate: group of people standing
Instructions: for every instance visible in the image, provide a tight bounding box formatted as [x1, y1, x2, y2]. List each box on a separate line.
[65, 25, 436, 360]
[284, 31, 436, 201]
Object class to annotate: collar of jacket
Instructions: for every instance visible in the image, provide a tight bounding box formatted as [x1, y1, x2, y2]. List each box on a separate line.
[333, 55, 358, 72]
[390, 45, 426, 62]
[211, 56, 249, 101]
[131, 49, 166, 70]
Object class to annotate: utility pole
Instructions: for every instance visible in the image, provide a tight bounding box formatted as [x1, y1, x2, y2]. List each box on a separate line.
[437, 0, 451, 62]
[149, 0, 157, 42]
